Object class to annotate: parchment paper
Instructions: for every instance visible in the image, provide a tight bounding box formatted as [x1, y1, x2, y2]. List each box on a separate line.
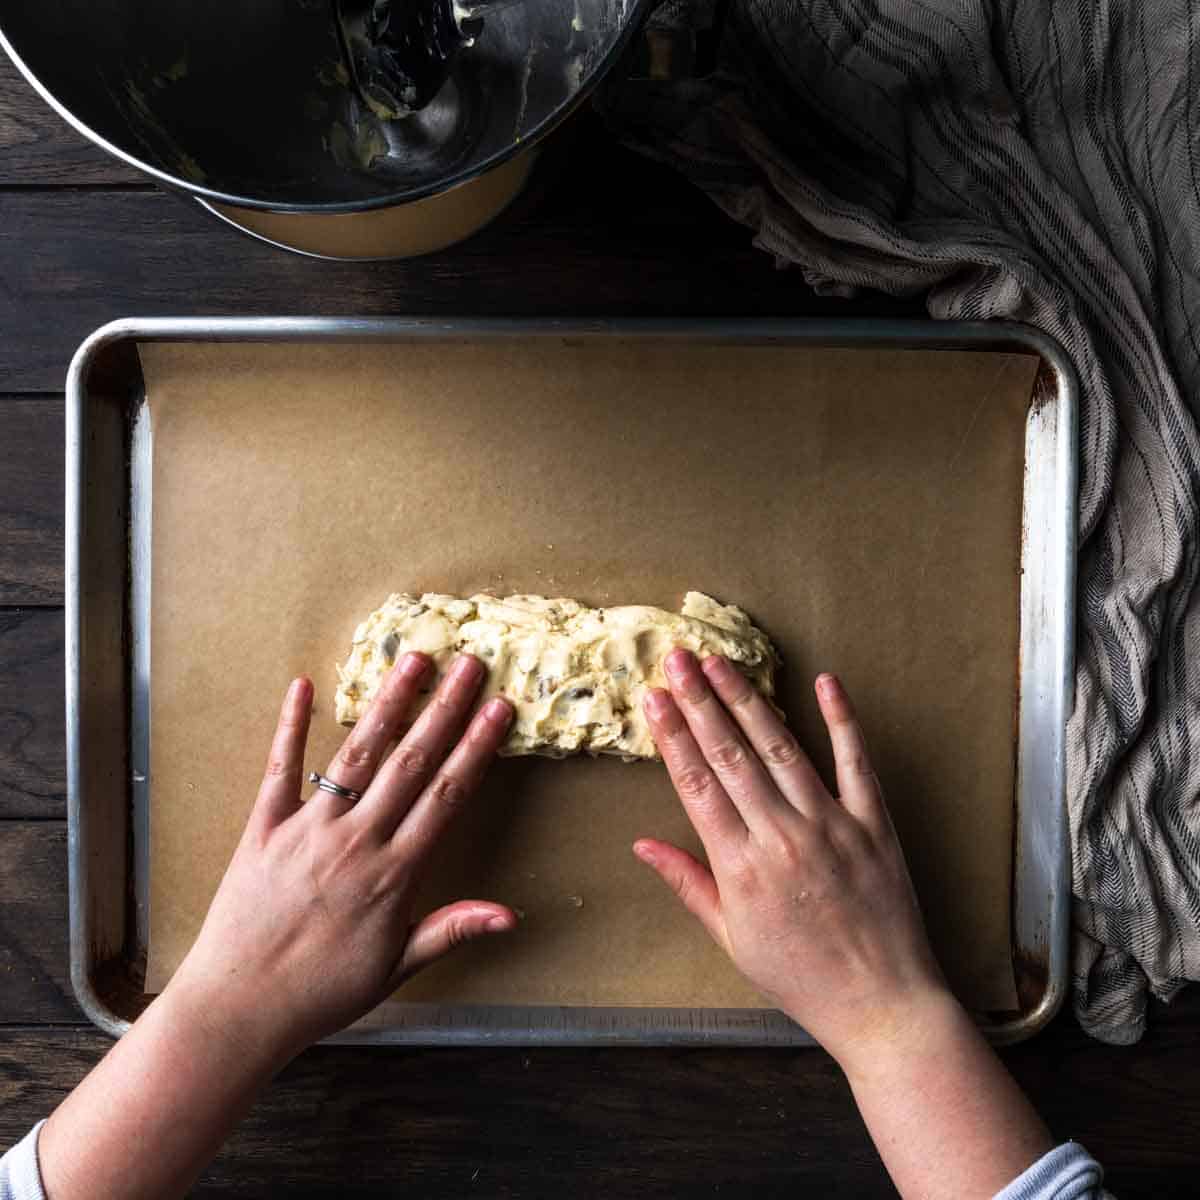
[142, 340, 1036, 1012]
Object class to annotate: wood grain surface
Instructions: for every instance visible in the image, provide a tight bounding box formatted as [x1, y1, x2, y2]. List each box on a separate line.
[1, 46, 1198, 1200]
[0, 54, 145, 187]
[0, 397, 61, 605]
[0, 609, 64, 819]
[0, 824, 74, 1022]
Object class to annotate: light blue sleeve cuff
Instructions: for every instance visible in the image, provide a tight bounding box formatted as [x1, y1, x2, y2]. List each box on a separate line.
[994, 1142, 1108, 1200]
[0, 1122, 48, 1200]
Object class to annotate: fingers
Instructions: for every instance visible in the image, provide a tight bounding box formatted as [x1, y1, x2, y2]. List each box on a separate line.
[393, 696, 513, 859]
[633, 839, 728, 951]
[661, 649, 791, 831]
[393, 900, 517, 984]
[252, 677, 314, 832]
[699, 655, 830, 814]
[318, 652, 432, 803]
[815, 673, 886, 825]
[644, 687, 747, 848]
[353, 654, 489, 837]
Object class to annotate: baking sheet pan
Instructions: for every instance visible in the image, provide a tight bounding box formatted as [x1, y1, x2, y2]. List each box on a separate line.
[66, 317, 1075, 1045]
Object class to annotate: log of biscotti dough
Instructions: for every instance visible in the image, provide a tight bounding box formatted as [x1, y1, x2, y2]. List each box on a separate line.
[335, 591, 781, 760]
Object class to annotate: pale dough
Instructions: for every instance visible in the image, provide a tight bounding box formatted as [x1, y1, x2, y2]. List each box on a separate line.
[335, 591, 781, 760]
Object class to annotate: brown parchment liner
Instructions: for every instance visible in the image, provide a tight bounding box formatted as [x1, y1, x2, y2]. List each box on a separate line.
[142, 340, 1035, 1012]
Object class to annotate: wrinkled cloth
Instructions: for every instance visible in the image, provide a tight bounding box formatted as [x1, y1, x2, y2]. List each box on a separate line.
[0, 1124, 45, 1200]
[995, 1142, 1110, 1200]
[603, 0, 1200, 1043]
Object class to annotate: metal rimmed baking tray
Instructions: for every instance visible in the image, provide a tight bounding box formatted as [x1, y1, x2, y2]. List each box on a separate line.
[66, 317, 1076, 1046]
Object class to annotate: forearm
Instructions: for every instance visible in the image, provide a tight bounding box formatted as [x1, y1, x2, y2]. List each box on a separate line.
[836, 990, 1054, 1200]
[38, 978, 290, 1200]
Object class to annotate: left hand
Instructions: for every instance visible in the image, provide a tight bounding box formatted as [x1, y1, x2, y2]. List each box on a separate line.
[168, 651, 516, 1060]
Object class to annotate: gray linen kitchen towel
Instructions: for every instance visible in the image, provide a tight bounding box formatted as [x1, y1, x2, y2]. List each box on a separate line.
[603, 0, 1200, 1043]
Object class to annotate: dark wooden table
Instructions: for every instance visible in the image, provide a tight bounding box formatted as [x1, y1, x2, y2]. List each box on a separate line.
[3, 53, 1199, 1198]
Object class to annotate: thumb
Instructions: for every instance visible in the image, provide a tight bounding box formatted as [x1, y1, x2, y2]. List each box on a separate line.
[395, 900, 517, 983]
[633, 839, 729, 952]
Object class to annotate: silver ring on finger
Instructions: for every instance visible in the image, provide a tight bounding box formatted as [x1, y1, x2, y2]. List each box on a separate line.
[307, 771, 364, 803]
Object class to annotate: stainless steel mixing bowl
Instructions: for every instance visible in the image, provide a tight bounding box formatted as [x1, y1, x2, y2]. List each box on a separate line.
[1, 0, 650, 257]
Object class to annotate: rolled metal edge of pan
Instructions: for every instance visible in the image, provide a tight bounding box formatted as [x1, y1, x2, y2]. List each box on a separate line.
[66, 321, 146, 1040]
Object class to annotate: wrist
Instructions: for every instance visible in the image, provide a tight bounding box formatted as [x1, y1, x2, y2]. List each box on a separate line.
[828, 986, 1055, 1199]
[160, 960, 302, 1079]
[821, 983, 968, 1085]
[40, 954, 296, 1200]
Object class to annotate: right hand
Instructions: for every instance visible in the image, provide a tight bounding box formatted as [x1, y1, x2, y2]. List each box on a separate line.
[636, 649, 952, 1067]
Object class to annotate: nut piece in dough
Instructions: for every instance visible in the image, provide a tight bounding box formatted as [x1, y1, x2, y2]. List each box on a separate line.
[335, 591, 781, 761]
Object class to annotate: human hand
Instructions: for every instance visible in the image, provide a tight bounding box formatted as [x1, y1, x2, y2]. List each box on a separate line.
[635, 650, 950, 1068]
[168, 652, 516, 1061]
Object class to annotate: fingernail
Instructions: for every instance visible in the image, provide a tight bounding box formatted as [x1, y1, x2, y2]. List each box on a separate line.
[816, 673, 839, 699]
[288, 676, 310, 700]
[451, 654, 484, 685]
[701, 655, 733, 682]
[485, 914, 513, 932]
[633, 841, 656, 865]
[665, 648, 694, 679]
[484, 697, 513, 725]
[644, 688, 673, 720]
[400, 652, 429, 680]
